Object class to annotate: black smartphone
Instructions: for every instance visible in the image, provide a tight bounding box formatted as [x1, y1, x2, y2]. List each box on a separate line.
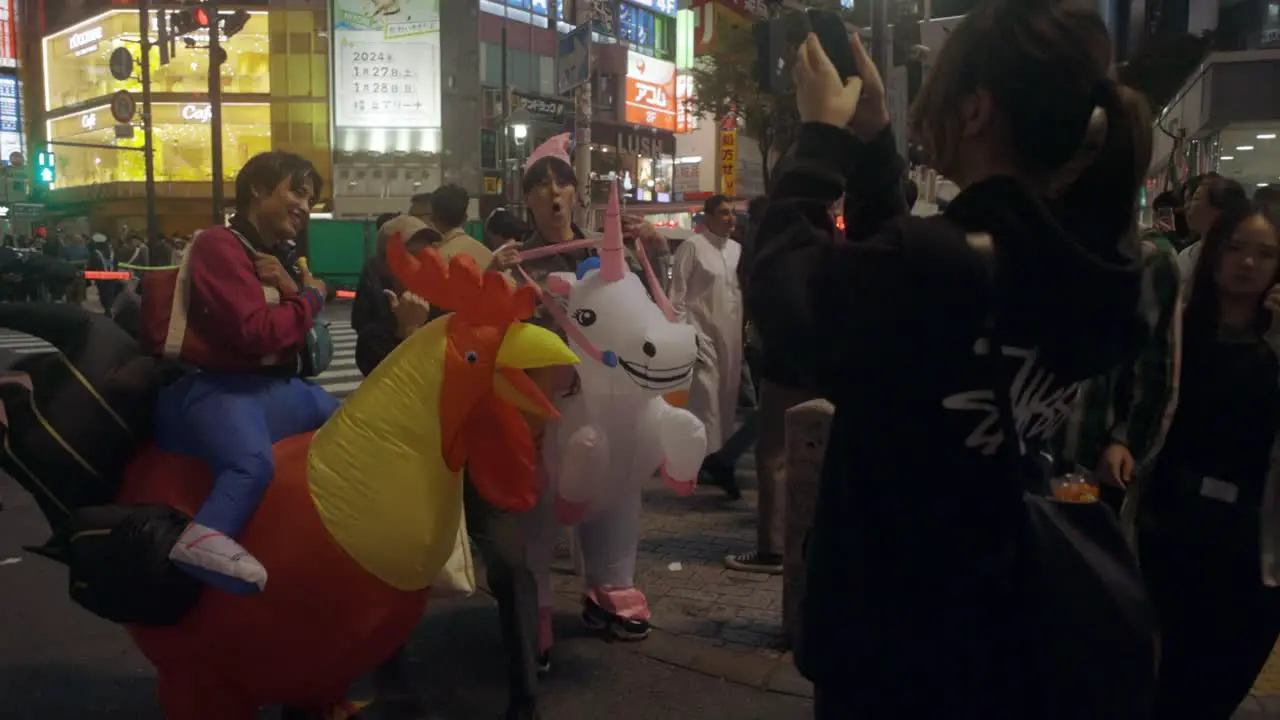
[754, 10, 859, 94]
[807, 10, 861, 82]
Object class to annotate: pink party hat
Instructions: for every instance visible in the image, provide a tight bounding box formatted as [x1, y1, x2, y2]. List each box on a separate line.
[599, 179, 627, 282]
[525, 133, 573, 172]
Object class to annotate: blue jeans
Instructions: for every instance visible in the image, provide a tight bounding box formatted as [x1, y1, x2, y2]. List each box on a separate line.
[155, 372, 339, 535]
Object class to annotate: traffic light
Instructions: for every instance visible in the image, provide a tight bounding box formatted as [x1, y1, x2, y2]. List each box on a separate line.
[35, 151, 55, 186]
[221, 10, 250, 39]
[170, 6, 211, 37]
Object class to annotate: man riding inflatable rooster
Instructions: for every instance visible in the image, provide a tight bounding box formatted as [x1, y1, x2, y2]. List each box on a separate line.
[140, 152, 338, 595]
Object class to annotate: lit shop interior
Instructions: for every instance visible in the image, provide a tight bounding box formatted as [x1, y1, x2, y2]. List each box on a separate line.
[1215, 125, 1280, 193]
[45, 103, 271, 187]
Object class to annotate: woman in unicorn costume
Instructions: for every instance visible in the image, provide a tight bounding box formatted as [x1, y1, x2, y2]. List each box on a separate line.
[515, 134, 708, 652]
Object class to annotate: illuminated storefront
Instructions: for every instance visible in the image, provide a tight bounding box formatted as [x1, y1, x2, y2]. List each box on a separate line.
[43, 10, 270, 112]
[46, 103, 271, 187]
[36, 7, 332, 232]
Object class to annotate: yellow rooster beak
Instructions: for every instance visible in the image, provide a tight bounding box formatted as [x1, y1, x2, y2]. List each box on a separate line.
[493, 323, 579, 418]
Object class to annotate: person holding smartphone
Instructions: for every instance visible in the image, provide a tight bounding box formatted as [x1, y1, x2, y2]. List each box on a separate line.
[748, 2, 1153, 716]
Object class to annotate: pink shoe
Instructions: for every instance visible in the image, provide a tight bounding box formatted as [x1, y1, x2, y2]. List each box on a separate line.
[582, 587, 651, 640]
[661, 466, 697, 496]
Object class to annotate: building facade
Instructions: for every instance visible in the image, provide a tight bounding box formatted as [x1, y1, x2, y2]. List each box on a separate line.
[25, 0, 330, 236]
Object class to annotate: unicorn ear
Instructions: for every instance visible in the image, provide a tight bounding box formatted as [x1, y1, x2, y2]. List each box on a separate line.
[545, 273, 575, 297]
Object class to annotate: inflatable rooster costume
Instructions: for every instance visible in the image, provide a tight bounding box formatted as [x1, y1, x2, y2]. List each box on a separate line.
[0, 243, 577, 719]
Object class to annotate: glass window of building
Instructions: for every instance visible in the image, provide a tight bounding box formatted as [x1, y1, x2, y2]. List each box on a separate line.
[481, 42, 504, 88]
[46, 103, 271, 189]
[44, 10, 270, 111]
[499, 0, 563, 19]
[616, 3, 674, 61]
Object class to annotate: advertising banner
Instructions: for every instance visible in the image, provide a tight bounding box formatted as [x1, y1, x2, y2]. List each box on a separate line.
[332, 0, 441, 129]
[624, 51, 676, 132]
[0, 0, 15, 70]
[0, 76, 21, 164]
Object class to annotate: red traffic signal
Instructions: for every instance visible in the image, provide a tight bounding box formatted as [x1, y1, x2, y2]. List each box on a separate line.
[193, 7, 210, 27]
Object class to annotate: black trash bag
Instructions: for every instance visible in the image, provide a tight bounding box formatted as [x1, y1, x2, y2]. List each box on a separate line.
[28, 504, 201, 626]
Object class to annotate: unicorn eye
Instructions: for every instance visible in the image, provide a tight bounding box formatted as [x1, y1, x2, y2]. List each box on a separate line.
[573, 308, 597, 327]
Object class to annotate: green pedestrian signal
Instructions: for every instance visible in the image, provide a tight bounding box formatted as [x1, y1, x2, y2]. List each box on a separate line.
[36, 151, 55, 186]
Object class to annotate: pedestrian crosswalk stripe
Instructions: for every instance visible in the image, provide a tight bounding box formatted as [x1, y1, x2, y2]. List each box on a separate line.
[0, 324, 367, 399]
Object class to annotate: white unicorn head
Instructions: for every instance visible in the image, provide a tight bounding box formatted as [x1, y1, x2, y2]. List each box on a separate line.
[540, 181, 698, 398]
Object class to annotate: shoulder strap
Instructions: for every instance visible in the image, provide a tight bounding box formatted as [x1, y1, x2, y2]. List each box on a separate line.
[227, 228, 258, 262]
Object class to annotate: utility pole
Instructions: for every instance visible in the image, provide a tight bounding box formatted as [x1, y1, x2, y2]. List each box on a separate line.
[871, 0, 891, 96]
[138, 0, 159, 244]
[500, 22, 510, 208]
[209, 2, 224, 224]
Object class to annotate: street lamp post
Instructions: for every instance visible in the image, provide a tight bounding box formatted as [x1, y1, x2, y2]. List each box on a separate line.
[507, 107, 534, 219]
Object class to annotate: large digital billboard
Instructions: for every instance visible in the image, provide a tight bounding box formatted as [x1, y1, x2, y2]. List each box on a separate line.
[332, 0, 441, 130]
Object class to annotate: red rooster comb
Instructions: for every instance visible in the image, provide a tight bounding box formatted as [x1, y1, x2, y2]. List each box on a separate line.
[385, 233, 538, 326]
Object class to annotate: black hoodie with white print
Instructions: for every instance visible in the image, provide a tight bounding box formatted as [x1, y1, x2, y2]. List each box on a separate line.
[747, 122, 1144, 712]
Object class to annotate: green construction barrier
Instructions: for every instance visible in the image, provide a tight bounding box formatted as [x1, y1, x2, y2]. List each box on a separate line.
[308, 219, 372, 289]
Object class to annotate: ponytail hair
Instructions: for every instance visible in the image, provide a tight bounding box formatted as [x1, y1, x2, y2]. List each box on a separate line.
[1057, 81, 1154, 254]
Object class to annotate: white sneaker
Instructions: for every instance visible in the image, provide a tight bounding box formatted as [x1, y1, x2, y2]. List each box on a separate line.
[168, 521, 268, 593]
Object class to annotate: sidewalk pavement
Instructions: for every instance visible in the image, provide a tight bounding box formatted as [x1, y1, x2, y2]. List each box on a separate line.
[542, 474, 1280, 718]
[547, 475, 803, 696]
[385, 592, 813, 719]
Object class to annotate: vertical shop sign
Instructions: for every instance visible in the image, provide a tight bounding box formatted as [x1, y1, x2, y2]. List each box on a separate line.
[0, 75, 20, 161]
[719, 122, 737, 198]
[0, 0, 14, 70]
[624, 50, 677, 132]
[675, 74, 694, 134]
[332, 0, 441, 129]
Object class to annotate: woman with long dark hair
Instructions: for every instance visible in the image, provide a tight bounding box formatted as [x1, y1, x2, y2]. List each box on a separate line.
[1138, 203, 1280, 719]
[1177, 173, 1250, 280]
[748, 0, 1154, 716]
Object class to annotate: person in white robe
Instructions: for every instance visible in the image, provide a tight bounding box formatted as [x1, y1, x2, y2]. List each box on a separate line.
[669, 194, 743, 497]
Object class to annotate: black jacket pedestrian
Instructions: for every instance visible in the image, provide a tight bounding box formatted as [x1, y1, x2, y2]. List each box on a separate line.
[351, 257, 400, 376]
[748, 122, 1144, 714]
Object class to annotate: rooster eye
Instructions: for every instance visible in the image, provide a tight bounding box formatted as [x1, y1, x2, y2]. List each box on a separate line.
[464, 351, 478, 364]
[573, 308, 597, 327]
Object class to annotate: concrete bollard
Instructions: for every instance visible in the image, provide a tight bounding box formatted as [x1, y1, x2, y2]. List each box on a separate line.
[781, 398, 835, 650]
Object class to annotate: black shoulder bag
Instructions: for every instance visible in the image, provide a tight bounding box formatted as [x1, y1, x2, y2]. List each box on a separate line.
[981, 236, 1159, 719]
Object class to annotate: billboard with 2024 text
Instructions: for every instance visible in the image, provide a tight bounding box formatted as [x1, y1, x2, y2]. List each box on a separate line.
[332, 0, 441, 129]
[624, 51, 676, 132]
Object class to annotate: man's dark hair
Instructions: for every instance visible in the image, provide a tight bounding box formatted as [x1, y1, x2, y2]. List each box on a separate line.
[486, 206, 528, 246]
[375, 213, 398, 231]
[1151, 190, 1179, 211]
[904, 179, 919, 211]
[430, 184, 470, 230]
[704, 195, 729, 216]
[521, 156, 578, 196]
[410, 192, 434, 208]
[234, 151, 322, 215]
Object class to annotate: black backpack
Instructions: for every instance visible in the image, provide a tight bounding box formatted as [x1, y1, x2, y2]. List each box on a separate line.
[29, 504, 200, 626]
[968, 230, 1159, 719]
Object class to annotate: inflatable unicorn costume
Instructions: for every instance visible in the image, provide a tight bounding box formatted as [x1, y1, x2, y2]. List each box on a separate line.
[522, 177, 709, 645]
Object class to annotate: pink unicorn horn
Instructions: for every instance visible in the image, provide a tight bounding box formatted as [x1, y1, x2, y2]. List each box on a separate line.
[599, 179, 627, 282]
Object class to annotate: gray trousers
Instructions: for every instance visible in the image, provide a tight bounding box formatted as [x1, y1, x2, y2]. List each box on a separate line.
[755, 381, 818, 557]
[375, 479, 541, 703]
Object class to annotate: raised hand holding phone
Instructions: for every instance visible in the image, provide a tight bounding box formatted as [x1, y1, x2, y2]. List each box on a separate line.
[844, 32, 891, 141]
[794, 33, 864, 128]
